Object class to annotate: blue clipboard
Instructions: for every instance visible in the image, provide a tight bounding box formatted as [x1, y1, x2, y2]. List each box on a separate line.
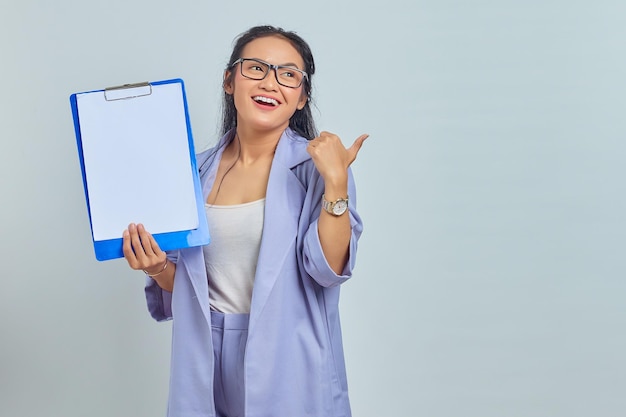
[70, 79, 210, 261]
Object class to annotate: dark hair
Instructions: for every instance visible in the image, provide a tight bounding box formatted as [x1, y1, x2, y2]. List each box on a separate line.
[220, 25, 317, 140]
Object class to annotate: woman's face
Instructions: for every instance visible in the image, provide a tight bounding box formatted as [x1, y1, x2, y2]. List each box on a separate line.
[225, 35, 308, 135]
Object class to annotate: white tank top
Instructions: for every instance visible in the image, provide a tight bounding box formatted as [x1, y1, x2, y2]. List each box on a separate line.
[203, 199, 265, 313]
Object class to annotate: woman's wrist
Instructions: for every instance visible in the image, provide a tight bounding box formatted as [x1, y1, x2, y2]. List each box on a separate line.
[143, 260, 169, 277]
[322, 172, 348, 189]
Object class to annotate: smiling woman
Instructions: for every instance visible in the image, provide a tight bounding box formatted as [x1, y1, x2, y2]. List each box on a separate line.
[221, 35, 310, 142]
[121, 25, 369, 417]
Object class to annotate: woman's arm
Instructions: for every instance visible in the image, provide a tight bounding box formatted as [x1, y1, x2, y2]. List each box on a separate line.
[317, 177, 351, 274]
[307, 131, 368, 274]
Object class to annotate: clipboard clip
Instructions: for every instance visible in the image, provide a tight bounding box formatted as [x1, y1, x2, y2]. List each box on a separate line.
[104, 82, 152, 101]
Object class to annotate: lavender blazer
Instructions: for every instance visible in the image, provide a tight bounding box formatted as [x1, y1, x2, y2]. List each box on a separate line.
[145, 128, 363, 417]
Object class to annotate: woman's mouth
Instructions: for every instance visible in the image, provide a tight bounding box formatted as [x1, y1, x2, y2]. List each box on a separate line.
[253, 96, 279, 107]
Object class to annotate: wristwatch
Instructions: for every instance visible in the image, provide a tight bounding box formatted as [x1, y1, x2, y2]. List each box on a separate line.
[322, 194, 349, 216]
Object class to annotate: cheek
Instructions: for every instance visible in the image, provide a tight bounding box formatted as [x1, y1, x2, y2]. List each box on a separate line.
[230, 81, 251, 105]
[284, 88, 306, 107]
[232, 92, 249, 112]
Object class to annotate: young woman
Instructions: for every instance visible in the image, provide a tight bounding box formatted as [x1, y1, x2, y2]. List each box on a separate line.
[122, 25, 368, 417]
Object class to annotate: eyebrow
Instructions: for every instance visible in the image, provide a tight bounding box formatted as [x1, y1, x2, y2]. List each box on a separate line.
[280, 62, 301, 68]
[250, 58, 302, 69]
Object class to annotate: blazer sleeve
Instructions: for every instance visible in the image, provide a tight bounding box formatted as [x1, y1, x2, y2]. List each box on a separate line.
[144, 250, 179, 322]
[301, 168, 363, 288]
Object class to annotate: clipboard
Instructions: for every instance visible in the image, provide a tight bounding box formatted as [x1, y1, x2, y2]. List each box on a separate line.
[70, 79, 210, 261]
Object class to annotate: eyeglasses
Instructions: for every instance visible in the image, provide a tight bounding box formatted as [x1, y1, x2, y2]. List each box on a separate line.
[232, 58, 308, 88]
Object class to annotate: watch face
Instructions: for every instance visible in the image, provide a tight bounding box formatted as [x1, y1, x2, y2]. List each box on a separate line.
[333, 200, 348, 215]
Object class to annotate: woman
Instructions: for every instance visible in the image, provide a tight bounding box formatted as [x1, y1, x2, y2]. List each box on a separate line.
[123, 25, 367, 417]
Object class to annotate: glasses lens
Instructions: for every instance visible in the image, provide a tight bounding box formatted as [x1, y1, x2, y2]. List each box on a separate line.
[240, 59, 269, 80]
[275, 66, 304, 88]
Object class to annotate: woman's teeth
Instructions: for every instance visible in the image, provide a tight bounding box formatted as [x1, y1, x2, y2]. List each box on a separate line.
[253, 96, 278, 106]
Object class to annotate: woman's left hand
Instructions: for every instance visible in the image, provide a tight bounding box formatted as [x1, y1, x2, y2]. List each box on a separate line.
[306, 131, 369, 183]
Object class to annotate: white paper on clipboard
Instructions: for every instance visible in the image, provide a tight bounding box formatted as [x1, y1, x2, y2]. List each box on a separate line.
[75, 82, 199, 241]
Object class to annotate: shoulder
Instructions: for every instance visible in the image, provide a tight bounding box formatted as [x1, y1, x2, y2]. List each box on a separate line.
[275, 128, 315, 168]
[196, 131, 232, 175]
[284, 128, 311, 147]
[281, 128, 312, 155]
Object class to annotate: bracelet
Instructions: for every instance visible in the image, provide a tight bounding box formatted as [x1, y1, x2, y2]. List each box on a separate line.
[143, 260, 168, 277]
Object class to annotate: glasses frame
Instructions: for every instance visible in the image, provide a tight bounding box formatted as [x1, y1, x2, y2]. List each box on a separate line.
[231, 58, 308, 89]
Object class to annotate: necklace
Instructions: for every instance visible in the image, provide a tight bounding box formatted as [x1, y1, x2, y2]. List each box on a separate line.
[209, 133, 241, 205]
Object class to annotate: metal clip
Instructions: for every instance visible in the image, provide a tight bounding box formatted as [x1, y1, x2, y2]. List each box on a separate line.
[104, 82, 152, 101]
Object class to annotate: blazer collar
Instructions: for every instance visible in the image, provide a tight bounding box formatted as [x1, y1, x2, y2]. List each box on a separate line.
[272, 127, 311, 169]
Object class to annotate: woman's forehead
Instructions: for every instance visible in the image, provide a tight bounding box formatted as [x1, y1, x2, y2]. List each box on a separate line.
[240, 36, 304, 68]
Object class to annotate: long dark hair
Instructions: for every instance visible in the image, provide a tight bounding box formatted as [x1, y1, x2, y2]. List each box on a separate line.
[220, 25, 317, 140]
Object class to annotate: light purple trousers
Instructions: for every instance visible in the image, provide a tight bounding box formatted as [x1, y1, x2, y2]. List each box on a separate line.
[211, 311, 249, 417]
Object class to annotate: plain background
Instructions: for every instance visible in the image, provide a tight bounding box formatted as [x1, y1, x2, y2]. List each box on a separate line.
[1, 1, 625, 416]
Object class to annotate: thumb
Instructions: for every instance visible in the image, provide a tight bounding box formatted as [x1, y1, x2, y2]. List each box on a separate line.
[346, 134, 369, 165]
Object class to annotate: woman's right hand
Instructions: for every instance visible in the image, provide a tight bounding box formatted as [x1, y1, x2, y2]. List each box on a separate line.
[122, 223, 168, 275]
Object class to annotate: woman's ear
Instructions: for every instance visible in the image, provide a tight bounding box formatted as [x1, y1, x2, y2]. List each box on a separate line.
[297, 92, 308, 110]
[223, 70, 234, 95]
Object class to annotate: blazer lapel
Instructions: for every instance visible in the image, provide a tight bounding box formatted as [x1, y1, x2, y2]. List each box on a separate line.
[249, 129, 310, 331]
[177, 136, 229, 328]
[249, 129, 310, 332]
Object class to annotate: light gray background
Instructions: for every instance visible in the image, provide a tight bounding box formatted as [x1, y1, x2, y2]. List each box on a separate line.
[1, 1, 625, 416]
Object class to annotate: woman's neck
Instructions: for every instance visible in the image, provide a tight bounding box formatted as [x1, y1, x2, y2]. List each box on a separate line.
[232, 126, 284, 164]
